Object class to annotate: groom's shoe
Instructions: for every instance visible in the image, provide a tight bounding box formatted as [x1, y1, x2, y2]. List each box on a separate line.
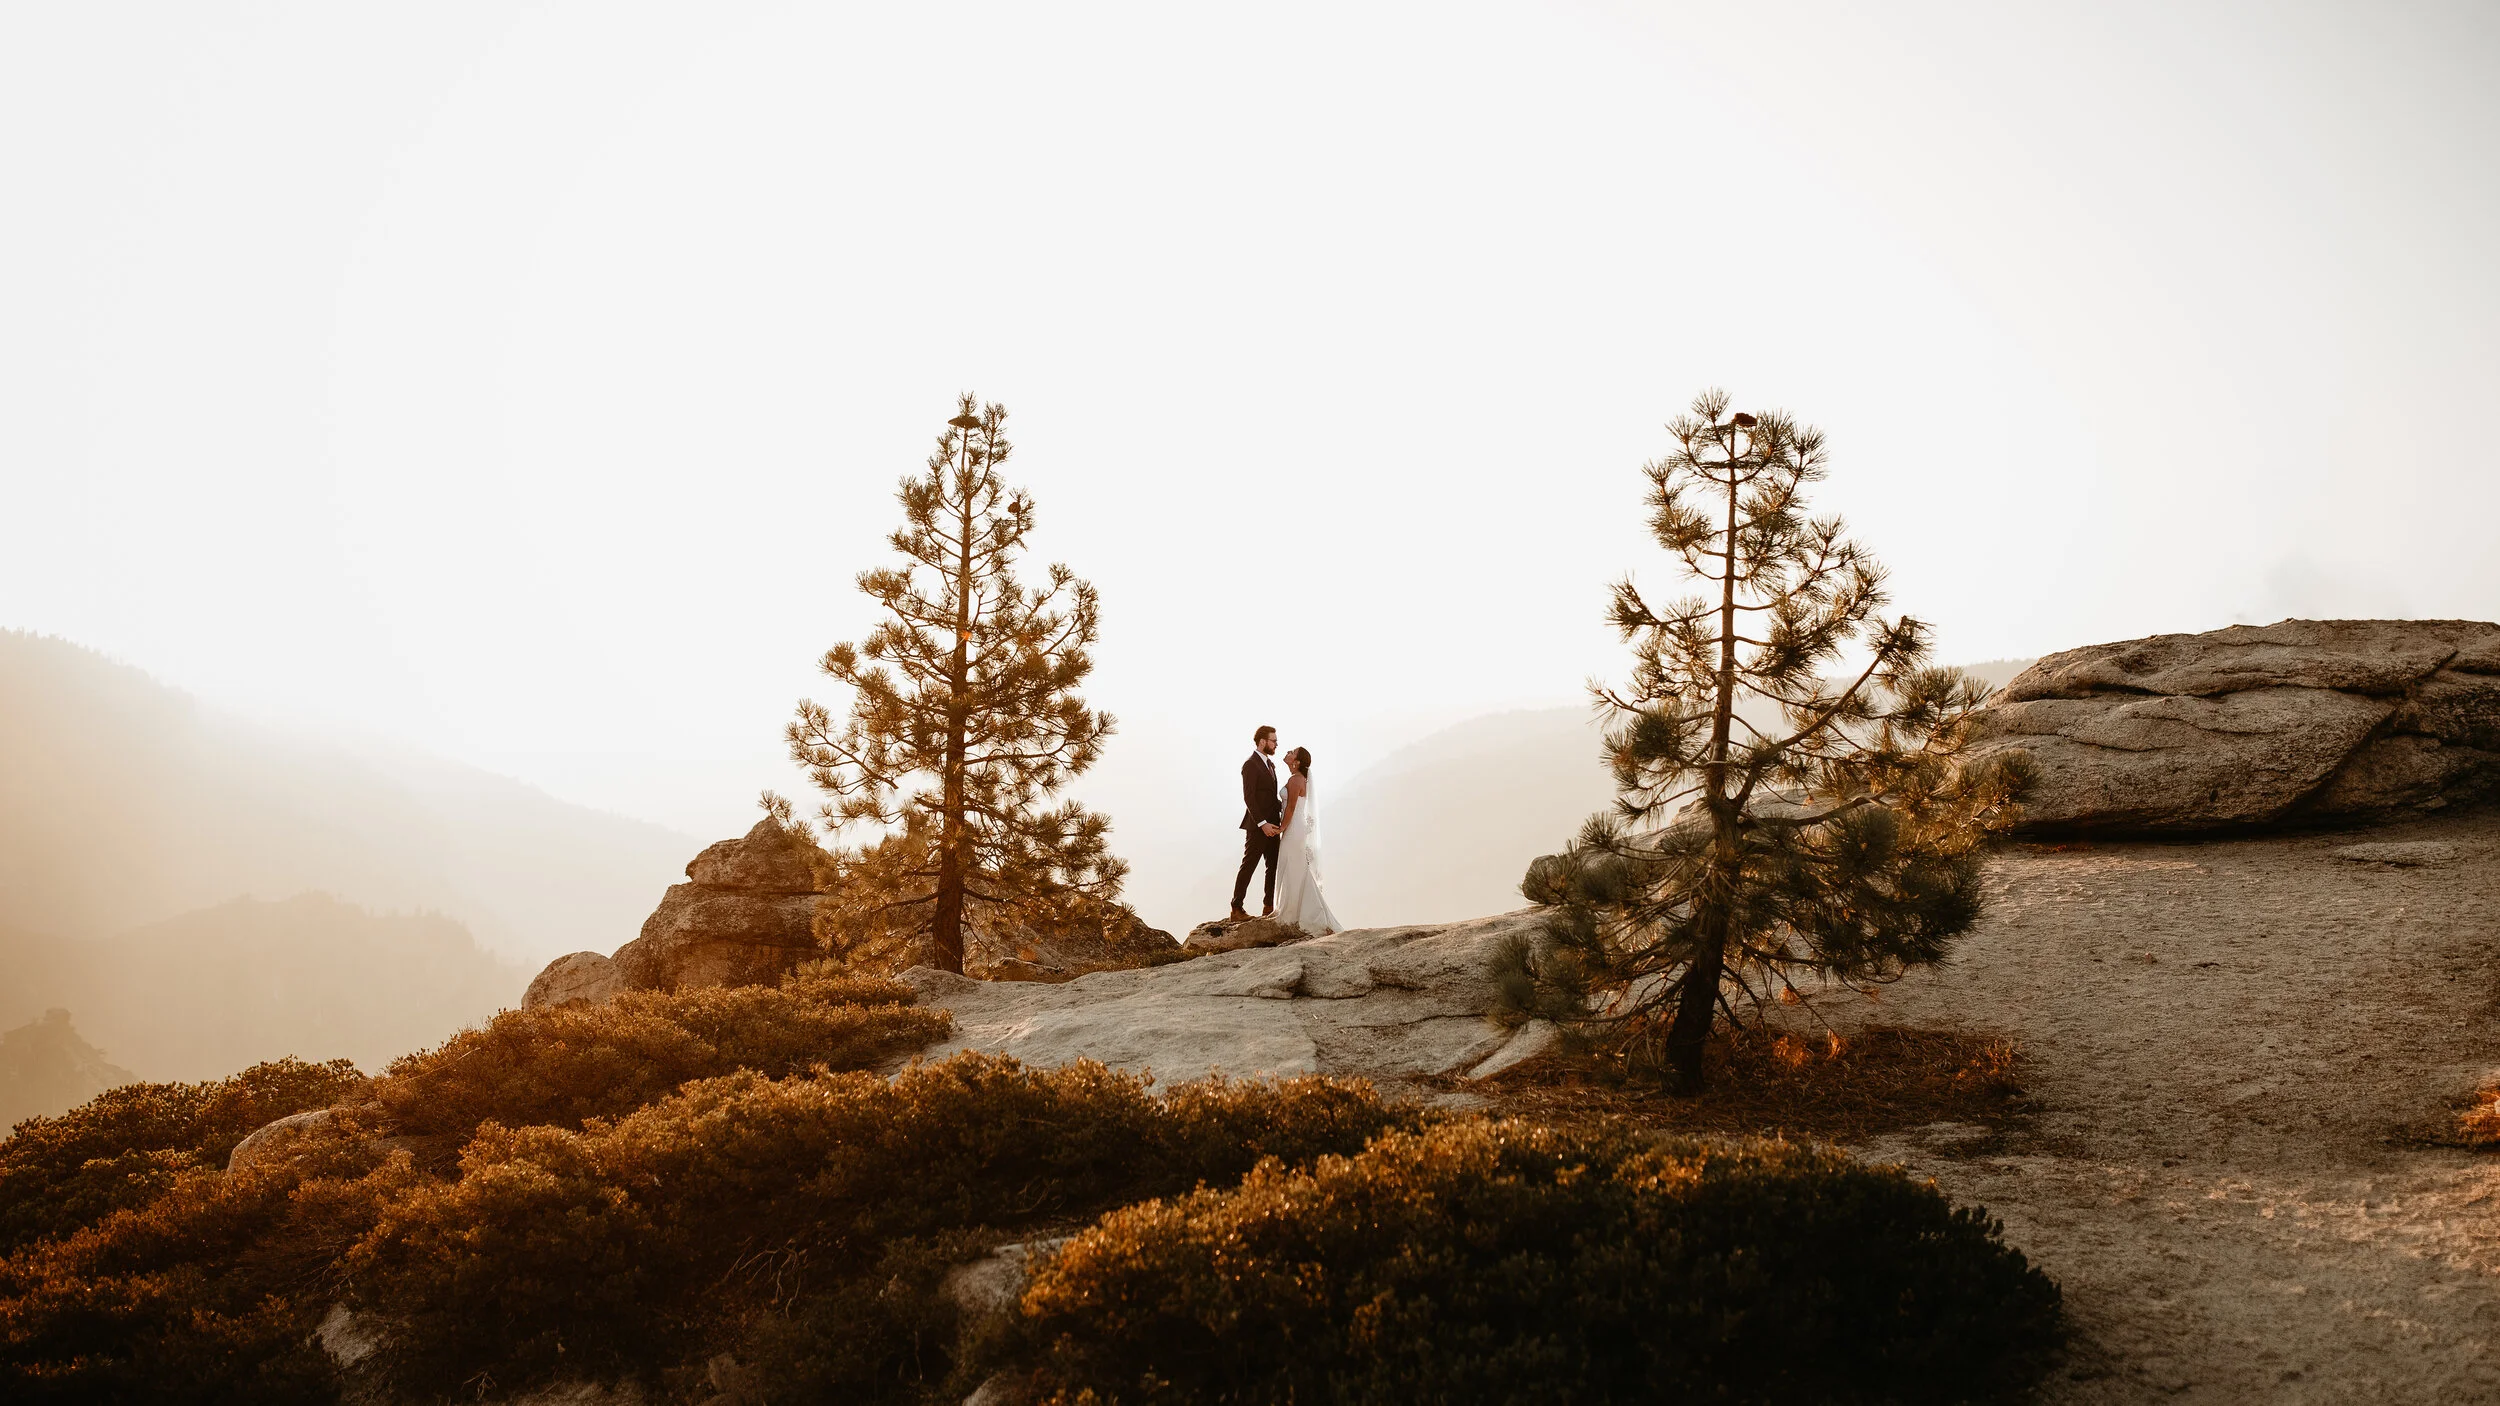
[1226, 907, 1250, 923]
[1260, 906, 1275, 918]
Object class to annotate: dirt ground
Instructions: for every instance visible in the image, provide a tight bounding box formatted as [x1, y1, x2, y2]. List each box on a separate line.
[1810, 810, 2500, 1402]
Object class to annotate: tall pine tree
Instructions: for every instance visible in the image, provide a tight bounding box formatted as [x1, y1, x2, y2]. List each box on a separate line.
[1496, 390, 2029, 1092]
[784, 394, 1121, 974]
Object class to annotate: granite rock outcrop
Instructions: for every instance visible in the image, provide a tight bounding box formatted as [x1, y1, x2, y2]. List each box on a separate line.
[1968, 619, 2500, 835]
[524, 817, 1183, 1003]
[896, 911, 1554, 1088]
[608, 819, 825, 994]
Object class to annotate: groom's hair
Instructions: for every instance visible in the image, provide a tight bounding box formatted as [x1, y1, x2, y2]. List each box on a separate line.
[1253, 725, 1276, 744]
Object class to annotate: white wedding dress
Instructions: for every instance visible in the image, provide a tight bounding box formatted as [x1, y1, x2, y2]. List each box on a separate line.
[1272, 777, 1342, 935]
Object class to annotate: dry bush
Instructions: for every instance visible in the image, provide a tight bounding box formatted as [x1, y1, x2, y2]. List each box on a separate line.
[0, 969, 957, 1402]
[344, 1055, 1412, 1400]
[369, 966, 948, 1143]
[0, 1056, 365, 1253]
[990, 1118, 2063, 1405]
[2457, 1094, 2500, 1147]
[0, 1109, 414, 1405]
[2420, 1085, 2500, 1150]
[1484, 1023, 2026, 1143]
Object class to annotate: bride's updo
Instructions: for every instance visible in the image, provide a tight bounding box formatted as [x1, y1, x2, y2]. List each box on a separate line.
[1289, 746, 1312, 777]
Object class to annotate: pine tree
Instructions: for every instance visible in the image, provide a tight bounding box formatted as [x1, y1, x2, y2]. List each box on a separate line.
[1496, 390, 2030, 1093]
[784, 394, 1122, 975]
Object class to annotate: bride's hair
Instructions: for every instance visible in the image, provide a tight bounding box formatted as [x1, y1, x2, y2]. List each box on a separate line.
[1288, 746, 1312, 777]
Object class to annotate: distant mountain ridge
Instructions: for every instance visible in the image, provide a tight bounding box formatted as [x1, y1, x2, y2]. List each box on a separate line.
[0, 629, 692, 1117]
[0, 630, 695, 964]
[0, 1009, 133, 1131]
[0, 894, 522, 1085]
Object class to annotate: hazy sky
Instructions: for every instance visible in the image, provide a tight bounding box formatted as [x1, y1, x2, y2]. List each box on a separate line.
[5, 2, 2496, 868]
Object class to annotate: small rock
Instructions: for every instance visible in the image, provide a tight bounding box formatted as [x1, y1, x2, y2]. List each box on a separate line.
[1184, 915, 1307, 954]
[2331, 840, 2462, 866]
[942, 1238, 1067, 1323]
[226, 1108, 336, 1173]
[315, 1302, 377, 1366]
[523, 951, 623, 1009]
[962, 1375, 1026, 1406]
[1466, 1019, 1562, 1081]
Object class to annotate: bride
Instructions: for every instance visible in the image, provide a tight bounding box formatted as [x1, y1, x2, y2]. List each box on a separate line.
[1271, 746, 1341, 935]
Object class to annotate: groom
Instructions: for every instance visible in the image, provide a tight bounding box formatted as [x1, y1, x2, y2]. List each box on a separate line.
[1229, 724, 1283, 920]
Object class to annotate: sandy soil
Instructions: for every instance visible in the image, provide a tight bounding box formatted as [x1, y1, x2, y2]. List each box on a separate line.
[1814, 810, 2500, 1402]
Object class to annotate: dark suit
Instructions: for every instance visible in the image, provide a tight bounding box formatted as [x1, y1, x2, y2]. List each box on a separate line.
[1232, 749, 1283, 912]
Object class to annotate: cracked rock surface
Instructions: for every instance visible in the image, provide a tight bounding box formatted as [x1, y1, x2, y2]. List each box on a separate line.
[1969, 618, 2500, 835]
[894, 912, 1547, 1086]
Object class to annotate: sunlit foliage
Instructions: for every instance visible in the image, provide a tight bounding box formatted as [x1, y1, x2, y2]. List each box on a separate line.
[990, 1118, 2063, 1405]
[0, 1056, 363, 1253]
[369, 964, 945, 1143]
[785, 394, 1122, 974]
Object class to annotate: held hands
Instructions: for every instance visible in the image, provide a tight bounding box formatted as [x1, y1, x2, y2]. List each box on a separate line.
[1260, 823, 1280, 836]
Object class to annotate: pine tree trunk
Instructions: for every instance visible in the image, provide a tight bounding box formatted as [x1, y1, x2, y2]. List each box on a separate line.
[1665, 437, 1746, 1093]
[1666, 898, 1727, 1095]
[933, 642, 967, 973]
[930, 441, 977, 975]
[931, 838, 965, 973]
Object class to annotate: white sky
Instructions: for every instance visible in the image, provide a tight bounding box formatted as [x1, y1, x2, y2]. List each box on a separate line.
[5, 2, 2496, 902]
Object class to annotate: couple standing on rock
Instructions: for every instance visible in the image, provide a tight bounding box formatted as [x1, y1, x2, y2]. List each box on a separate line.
[1229, 724, 1342, 934]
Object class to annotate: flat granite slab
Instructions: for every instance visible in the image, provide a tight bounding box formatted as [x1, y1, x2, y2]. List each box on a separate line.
[892, 911, 1549, 1087]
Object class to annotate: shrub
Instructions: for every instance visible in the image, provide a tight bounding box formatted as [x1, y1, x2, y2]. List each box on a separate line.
[0, 1110, 411, 1405]
[344, 1056, 1414, 1399]
[369, 966, 948, 1142]
[0, 970, 953, 1402]
[997, 1119, 2062, 1405]
[0, 1056, 364, 1252]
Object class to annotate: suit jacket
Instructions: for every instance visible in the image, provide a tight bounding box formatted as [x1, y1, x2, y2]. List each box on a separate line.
[1240, 751, 1282, 831]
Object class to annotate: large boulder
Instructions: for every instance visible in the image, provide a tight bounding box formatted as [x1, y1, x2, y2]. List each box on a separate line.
[225, 1107, 338, 1174]
[605, 819, 827, 995]
[896, 912, 1556, 1087]
[1969, 619, 2500, 835]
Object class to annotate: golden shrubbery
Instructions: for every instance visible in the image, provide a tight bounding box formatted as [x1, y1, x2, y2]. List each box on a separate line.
[992, 1119, 2064, 1405]
[369, 965, 947, 1143]
[0, 966, 957, 1402]
[0, 1056, 363, 1253]
[1, 1115, 414, 1405]
[346, 1056, 1411, 1399]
